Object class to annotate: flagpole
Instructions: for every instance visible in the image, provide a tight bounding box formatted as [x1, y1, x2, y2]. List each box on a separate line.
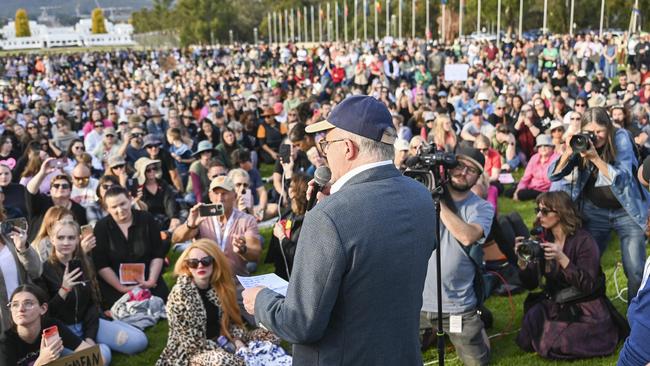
[496, 0, 501, 48]
[311, 6, 316, 43]
[296, 8, 301, 42]
[335, 1, 339, 42]
[285, 9, 289, 43]
[412, 0, 415, 39]
[386, 0, 390, 38]
[328, 3, 332, 41]
[364, 0, 368, 40]
[319, 4, 323, 42]
[279, 12, 283, 44]
[519, 0, 523, 38]
[355, 0, 359, 41]
[477, 0, 481, 33]
[599, 0, 605, 37]
[275, 12, 279, 46]
[304, 6, 308, 43]
[375, 0, 378, 40]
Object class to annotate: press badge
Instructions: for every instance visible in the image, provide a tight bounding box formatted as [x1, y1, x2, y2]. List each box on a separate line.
[449, 315, 462, 334]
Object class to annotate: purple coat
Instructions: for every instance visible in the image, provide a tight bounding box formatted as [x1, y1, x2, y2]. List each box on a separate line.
[516, 229, 626, 359]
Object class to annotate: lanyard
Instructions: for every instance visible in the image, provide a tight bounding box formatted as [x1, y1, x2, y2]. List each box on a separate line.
[212, 212, 235, 251]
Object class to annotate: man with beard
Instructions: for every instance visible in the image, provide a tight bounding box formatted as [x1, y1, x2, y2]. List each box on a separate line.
[420, 147, 494, 366]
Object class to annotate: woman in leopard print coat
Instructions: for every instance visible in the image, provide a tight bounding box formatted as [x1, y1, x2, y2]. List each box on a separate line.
[156, 239, 247, 366]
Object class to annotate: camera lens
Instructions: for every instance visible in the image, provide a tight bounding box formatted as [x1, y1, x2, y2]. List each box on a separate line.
[569, 134, 589, 153]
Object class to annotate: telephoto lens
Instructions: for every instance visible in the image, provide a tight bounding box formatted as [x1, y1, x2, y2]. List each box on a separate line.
[569, 132, 596, 153]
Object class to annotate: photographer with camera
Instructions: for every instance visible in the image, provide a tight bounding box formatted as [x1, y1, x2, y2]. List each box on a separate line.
[549, 107, 649, 302]
[515, 191, 628, 359]
[421, 147, 494, 366]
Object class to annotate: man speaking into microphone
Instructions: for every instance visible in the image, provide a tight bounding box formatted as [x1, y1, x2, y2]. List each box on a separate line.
[243, 95, 437, 365]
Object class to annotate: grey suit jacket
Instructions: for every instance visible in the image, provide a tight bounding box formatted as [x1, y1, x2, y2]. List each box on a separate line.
[255, 164, 437, 366]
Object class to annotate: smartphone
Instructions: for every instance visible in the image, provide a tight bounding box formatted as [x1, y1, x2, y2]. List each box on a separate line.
[199, 203, 225, 217]
[49, 158, 66, 169]
[69, 258, 83, 273]
[242, 189, 253, 208]
[279, 144, 291, 163]
[0, 218, 28, 241]
[42, 325, 59, 346]
[80, 224, 93, 239]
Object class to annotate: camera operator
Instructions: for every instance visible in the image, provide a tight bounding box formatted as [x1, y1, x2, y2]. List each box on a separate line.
[515, 191, 627, 359]
[421, 147, 494, 366]
[549, 107, 649, 302]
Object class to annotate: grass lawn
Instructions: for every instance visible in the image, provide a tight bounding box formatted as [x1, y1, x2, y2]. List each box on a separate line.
[112, 181, 646, 366]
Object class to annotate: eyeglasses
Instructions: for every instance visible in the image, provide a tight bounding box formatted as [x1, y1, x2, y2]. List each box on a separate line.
[131, 133, 143, 138]
[452, 162, 481, 176]
[6, 300, 36, 311]
[101, 184, 115, 190]
[73, 145, 85, 151]
[535, 207, 556, 216]
[318, 138, 346, 154]
[52, 183, 71, 190]
[235, 182, 249, 188]
[185, 256, 214, 269]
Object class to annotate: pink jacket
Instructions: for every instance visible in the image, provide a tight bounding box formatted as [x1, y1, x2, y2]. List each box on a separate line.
[517, 152, 560, 192]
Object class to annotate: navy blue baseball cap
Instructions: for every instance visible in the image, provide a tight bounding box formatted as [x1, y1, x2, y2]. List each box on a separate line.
[305, 95, 396, 144]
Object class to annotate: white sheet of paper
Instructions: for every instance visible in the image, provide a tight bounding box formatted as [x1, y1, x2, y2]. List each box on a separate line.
[449, 315, 463, 334]
[237, 274, 289, 296]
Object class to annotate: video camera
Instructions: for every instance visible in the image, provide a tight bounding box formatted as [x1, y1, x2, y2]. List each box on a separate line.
[403, 142, 457, 192]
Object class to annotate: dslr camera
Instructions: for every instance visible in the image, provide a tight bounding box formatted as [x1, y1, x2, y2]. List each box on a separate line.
[569, 132, 596, 153]
[516, 238, 544, 263]
[403, 142, 457, 192]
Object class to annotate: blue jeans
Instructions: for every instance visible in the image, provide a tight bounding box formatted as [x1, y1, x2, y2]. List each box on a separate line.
[526, 62, 538, 78]
[67, 318, 148, 364]
[583, 200, 647, 302]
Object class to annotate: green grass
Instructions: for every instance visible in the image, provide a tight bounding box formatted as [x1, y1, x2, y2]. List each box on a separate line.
[111, 179, 646, 366]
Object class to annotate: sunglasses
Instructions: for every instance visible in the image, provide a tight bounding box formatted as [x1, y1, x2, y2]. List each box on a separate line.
[575, 104, 586, 107]
[101, 184, 115, 190]
[185, 256, 214, 269]
[146, 166, 160, 173]
[73, 176, 89, 182]
[235, 182, 249, 188]
[52, 183, 71, 190]
[73, 145, 85, 150]
[131, 133, 143, 138]
[145, 145, 161, 149]
[535, 207, 556, 216]
[105, 134, 115, 138]
[112, 164, 126, 170]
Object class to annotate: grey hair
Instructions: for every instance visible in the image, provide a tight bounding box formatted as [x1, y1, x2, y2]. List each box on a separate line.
[227, 168, 250, 182]
[346, 127, 397, 161]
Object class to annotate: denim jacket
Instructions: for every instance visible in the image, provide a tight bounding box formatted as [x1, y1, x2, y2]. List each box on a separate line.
[548, 128, 650, 230]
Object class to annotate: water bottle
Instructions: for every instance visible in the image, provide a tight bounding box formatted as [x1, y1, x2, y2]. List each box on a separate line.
[217, 335, 236, 353]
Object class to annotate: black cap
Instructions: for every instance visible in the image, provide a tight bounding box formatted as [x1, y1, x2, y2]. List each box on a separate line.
[456, 147, 485, 173]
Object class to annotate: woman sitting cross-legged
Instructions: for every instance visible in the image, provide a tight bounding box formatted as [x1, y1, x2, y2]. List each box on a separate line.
[157, 239, 281, 366]
[515, 191, 629, 360]
[38, 219, 148, 364]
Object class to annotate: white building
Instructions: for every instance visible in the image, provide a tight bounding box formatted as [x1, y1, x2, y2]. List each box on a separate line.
[0, 18, 135, 50]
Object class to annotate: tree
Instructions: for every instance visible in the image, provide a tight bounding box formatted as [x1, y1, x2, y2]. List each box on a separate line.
[15, 9, 31, 38]
[91, 8, 107, 34]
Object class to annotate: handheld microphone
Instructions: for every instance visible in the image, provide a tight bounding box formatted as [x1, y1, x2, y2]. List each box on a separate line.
[307, 166, 331, 211]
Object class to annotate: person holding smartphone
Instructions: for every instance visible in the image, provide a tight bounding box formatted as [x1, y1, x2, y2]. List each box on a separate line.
[0, 285, 95, 366]
[172, 176, 261, 324]
[39, 220, 147, 364]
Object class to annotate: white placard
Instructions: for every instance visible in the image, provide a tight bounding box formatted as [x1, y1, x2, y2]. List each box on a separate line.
[444, 64, 470, 81]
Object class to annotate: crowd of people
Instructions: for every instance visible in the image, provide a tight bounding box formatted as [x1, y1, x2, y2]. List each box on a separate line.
[0, 28, 649, 365]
